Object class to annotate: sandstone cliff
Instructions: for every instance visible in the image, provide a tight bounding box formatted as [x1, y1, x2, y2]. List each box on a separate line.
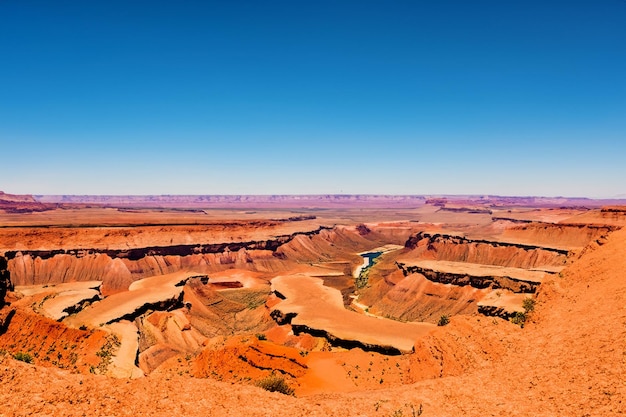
[0, 256, 11, 308]
[0, 191, 56, 213]
[404, 232, 568, 269]
[4, 228, 332, 293]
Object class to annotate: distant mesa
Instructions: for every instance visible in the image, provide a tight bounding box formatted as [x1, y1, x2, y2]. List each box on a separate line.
[34, 194, 429, 209]
[0, 191, 37, 203]
[1, 192, 625, 211]
[0, 191, 57, 213]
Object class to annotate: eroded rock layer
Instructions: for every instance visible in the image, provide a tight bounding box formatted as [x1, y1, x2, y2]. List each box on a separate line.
[404, 232, 568, 269]
[4, 227, 332, 292]
[0, 256, 10, 308]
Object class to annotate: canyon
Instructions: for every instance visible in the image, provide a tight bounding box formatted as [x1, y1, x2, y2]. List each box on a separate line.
[1, 193, 625, 416]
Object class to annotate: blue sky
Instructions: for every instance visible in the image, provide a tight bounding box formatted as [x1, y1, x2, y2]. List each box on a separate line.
[1, 1, 624, 197]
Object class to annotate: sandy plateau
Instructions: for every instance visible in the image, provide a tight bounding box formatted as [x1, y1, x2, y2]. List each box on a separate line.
[1, 193, 626, 416]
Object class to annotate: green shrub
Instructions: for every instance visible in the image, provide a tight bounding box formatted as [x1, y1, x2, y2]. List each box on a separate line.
[510, 311, 527, 327]
[522, 297, 536, 313]
[511, 297, 536, 327]
[255, 375, 294, 395]
[13, 352, 33, 364]
[437, 314, 450, 326]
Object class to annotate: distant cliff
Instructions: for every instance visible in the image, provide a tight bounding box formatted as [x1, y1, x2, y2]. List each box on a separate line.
[30, 193, 626, 210]
[4, 227, 335, 292]
[0, 191, 57, 213]
[34, 194, 428, 209]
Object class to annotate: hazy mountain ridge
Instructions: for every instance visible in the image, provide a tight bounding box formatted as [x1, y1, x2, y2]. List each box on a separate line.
[30, 193, 626, 208]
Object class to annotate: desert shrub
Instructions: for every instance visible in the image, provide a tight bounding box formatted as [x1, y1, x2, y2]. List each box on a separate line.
[13, 352, 33, 364]
[255, 375, 294, 395]
[390, 403, 423, 417]
[511, 297, 536, 327]
[437, 314, 450, 326]
[522, 297, 536, 313]
[510, 311, 527, 327]
[255, 333, 267, 341]
[356, 268, 369, 289]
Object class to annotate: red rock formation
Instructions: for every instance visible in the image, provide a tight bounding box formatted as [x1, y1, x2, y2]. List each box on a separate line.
[404, 231, 568, 269]
[193, 338, 308, 385]
[0, 308, 109, 373]
[0, 191, 56, 213]
[361, 270, 489, 323]
[500, 222, 616, 250]
[0, 256, 11, 307]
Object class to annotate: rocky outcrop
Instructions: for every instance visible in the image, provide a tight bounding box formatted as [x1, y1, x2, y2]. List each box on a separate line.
[500, 222, 618, 250]
[0, 256, 12, 308]
[274, 225, 401, 265]
[63, 272, 201, 328]
[439, 207, 493, 214]
[137, 309, 207, 374]
[193, 339, 308, 385]
[476, 304, 519, 319]
[0, 308, 109, 373]
[13, 281, 102, 321]
[4, 226, 332, 262]
[358, 269, 489, 323]
[0, 191, 57, 213]
[476, 291, 528, 319]
[404, 232, 569, 268]
[270, 275, 434, 354]
[396, 261, 543, 293]
[5, 227, 332, 292]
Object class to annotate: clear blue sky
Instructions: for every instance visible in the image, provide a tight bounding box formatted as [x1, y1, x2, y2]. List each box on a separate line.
[1, 1, 624, 197]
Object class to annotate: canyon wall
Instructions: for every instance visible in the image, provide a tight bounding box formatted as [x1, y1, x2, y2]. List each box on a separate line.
[500, 223, 617, 250]
[7, 245, 293, 293]
[404, 232, 568, 269]
[5, 226, 388, 294]
[0, 256, 11, 308]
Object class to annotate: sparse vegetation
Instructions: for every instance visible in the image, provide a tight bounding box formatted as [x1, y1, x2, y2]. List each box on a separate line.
[356, 268, 370, 289]
[510, 311, 527, 326]
[221, 289, 267, 310]
[511, 297, 536, 327]
[389, 402, 423, 417]
[13, 352, 33, 364]
[94, 334, 120, 374]
[522, 297, 536, 313]
[356, 254, 382, 289]
[438, 314, 450, 326]
[255, 374, 295, 395]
